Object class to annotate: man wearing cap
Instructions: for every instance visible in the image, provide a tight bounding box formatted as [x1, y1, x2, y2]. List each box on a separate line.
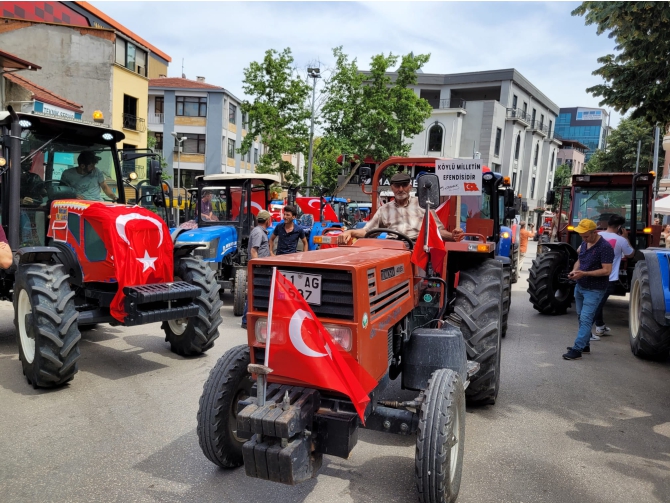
[60, 151, 117, 202]
[241, 210, 272, 329]
[563, 219, 614, 360]
[338, 172, 463, 244]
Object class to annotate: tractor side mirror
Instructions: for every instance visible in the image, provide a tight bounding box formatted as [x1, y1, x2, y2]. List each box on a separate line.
[505, 207, 517, 220]
[148, 159, 162, 186]
[417, 174, 440, 210]
[504, 188, 515, 208]
[546, 190, 556, 206]
[359, 167, 371, 178]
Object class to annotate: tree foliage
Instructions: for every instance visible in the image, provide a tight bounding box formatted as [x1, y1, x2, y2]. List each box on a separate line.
[553, 164, 573, 189]
[583, 116, 654, 173]
[239, 48, 311, 185]
[320, 47, 433, 193]
[311, 136, 342, 193]
[572, 2, 670, 126]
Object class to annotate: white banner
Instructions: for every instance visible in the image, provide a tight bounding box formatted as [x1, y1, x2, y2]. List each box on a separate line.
[435, 159, 483, 196]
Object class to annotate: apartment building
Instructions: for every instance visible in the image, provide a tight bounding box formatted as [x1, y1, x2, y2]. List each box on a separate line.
[148, 76, 263, 187]
[0, 1, 170, 173]
[556, 139, 587, 175]
[555, 107, 610, 161]
[345, 69, 561, 220]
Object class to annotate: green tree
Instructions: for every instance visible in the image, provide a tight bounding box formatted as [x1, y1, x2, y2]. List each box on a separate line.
[239, 48, 311, 185]
[553, 163, 573, 188]
[320, 47, 433, 194]
[583, 116, 654, 173]
[311, 136, 342, 193]
[572, 2, 670, 126]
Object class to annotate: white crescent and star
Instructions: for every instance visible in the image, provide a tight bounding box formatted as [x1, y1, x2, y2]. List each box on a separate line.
[136, 250, 158, 272]
[115, 212, 164, 272]
[251, 201, 263, 214]
[307, 199, 321, 209]
[289, 310, 329, 358]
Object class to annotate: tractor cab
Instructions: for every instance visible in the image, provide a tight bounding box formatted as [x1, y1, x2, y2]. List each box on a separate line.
[173, 173, 280, 315]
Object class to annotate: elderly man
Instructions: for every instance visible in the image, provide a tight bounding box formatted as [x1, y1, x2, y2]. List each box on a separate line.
[339, 172, 462, 244]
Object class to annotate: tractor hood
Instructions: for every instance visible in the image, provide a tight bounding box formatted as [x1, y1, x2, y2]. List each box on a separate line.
[175, 225, 238, 261]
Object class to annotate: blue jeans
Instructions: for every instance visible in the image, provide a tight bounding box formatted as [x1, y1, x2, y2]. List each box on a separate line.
[594, 281, 617, 327]
[572, 284, 607, 351]
[241, 299, 248, 326]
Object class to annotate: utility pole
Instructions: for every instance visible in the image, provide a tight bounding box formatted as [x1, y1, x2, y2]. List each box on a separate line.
[171, 132, 187, 226]
[306, 67, 321, 196]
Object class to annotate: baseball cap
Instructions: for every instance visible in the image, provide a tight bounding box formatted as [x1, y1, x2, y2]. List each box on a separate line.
[78, 151, 101, 165]
[574, 219, 597, 234]
[256, 210, 271, 222]
[390, 172, 411, 184]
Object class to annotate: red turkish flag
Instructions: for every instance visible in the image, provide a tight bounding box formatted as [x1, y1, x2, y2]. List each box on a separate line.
[464, 182, 480, 192]
[230, 188, 268, 220]
[264, 270, 377, 422]
[435, 198, 451, 229]
[411, 211, 446, 274]
[295, 197, 339, 223]
[83, 204, 174, 322]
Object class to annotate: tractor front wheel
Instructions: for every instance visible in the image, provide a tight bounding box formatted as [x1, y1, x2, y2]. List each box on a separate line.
[629, 261, 670, 360]
[502, 266, 511, 338]
[197, 345, 254, 468]
[415, 368, 465, 503]
[453, 259, 503, 405]
[510, 247, 519, 284]
[233, 267, 247, 317]
[527, 251, 573, 315]
[14, 263, 81, 388]
[163, 257, 222, 356]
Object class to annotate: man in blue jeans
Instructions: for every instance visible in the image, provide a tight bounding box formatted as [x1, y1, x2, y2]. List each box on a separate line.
[563, 219, 614, 360]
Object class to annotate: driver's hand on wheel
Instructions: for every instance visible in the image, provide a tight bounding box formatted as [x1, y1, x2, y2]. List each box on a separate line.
[338, 230, 354, 245]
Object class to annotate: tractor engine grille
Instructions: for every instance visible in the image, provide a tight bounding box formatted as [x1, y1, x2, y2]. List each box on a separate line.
[387, 327, 394, 366]
[252, 266, 354, 320]
[367, 268, 377, 297]
[370, 280, 410, 320]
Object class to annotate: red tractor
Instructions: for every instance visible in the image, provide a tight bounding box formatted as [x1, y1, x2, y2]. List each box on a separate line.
[1, 108, 221, 388]
[197, 157, 504, 503]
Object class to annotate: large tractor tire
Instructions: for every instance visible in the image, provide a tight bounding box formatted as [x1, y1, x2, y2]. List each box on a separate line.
[415, 368, 465, 503]
[502, 266, 511, 338]
[233, 268, 247, 317]
[453, 259, 503, 405]
[197, 345, 254, 468]
[629, 261, 670, 360]
[14, 264, 81, 388]
[527, 251, 573, 315]
[163, 257, 222, 356]
[510, 248, 519, 284]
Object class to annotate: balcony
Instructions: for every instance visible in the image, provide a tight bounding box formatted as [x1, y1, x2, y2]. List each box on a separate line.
[123, 113, 146, 132]
[530, 120, 548, 137]
[148, 113, 164, 124]
[426, 98, 467, 110]
[506, 107, 531, 126]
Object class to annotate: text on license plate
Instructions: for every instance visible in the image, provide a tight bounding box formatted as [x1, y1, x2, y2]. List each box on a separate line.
[279, 271, 322, 305]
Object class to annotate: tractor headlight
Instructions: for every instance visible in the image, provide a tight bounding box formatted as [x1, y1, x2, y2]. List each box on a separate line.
[322, 323, 352, 351]
[255, 318, 268, 342]
[501, 231, 510, 239]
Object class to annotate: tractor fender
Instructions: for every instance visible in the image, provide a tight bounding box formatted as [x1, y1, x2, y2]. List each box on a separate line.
[494, 255, 511, 267]
[48, 242, 84, 287]
[639, 249, 670, 326]
[16, 246, 61, 266]
[541, 242, 578, 263]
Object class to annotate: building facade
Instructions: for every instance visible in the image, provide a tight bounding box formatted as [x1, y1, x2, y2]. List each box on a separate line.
[148, 77, 263, 186]
[554, 107, 610, 161]
[0, 1, 170, 171]
[556, 139, 587, 175]
[340, 69, 561, 220]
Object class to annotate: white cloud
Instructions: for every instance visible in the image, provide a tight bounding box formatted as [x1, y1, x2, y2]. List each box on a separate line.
[93, 1, 622, 124]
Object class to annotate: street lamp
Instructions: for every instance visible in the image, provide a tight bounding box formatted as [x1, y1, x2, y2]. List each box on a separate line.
[306, 67, 321, 196]
[171, 132, 187, 226]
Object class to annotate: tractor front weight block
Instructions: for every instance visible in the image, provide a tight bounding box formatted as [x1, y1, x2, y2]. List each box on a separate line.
[238, 385, 322, 485]
[123, 281, 200, 326]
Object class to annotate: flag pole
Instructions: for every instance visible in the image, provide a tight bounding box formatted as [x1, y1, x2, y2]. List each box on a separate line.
[264, 266, 278, 369]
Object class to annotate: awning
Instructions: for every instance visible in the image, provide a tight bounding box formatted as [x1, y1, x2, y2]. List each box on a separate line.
[654, 195, 670, 215]
[0, 50, 41, 71]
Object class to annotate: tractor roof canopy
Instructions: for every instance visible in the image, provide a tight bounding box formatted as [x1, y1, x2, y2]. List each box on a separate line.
[197, 173, 280, 188]
[0, 111, 125, 144]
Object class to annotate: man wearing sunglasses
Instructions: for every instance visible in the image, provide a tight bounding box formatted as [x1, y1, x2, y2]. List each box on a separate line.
[338, 172, 462, 244]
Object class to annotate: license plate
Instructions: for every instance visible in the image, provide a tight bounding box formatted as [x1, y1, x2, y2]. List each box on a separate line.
[279, 271, 322, 305]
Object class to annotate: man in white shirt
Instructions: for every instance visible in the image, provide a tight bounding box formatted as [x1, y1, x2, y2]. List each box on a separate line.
[592, 214, 634, 339]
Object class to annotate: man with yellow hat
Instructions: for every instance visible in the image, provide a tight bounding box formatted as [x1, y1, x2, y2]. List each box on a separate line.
[563, 219, 614, 360]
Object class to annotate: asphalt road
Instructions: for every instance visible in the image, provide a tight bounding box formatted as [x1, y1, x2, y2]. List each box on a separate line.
[1, 241, 669, 503]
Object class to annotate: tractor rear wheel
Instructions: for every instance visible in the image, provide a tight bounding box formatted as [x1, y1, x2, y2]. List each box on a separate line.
[233, 267, 247, 317]
[415, 368, 465, 503]
[163, 257, 222, 356]
[527, 251, 573, 315]
[502, 266, 511, 338]
[629, 261, 670, 360]
[14, 263, 81, 388]
[197, 344, 254, 468]
[453, 259, 503, 405]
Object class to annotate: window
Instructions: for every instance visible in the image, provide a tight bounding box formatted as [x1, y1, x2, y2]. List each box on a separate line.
[512, 94, 518, 109]
[122, 143, 136, 176]
[155, 97, 164, 114]
[183, 134, 206, 154]
[176, 96, 207, 117]
[531, 108, 537, 124]
[254, 147, 259, 164]
[534, 144, 539, 166]
[242, 112, 247, 129]
[123, 95, 138, 130]
[229, 103, 237, 124]
[84, 219, 107, 262]
[154, 132, 163, 151]
[549, 119, 553, 136]
[540, 114, 544, 129]
[491, 163, 501, 173]
[114, 37, 147, 77]
[523, 102, 527, 113]
[550, 152, 554, 171]
[427, 125, 443, 152]
[494, 128, 502, 156]
[512, 171, 518, 192]
[514, 135, 521, 160]
[518, 170, 523, 194]
[531, 176, 536, 199]
[228, 138, 235, 158]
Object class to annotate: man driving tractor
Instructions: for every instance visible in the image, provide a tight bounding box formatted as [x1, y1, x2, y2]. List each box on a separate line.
[338, 172, 463, 244]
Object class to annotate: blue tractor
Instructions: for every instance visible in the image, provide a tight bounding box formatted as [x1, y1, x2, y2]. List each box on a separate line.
[173, 173, 280, 316]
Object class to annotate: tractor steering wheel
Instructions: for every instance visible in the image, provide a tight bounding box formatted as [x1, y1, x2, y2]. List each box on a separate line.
[364, 228, 414, 250]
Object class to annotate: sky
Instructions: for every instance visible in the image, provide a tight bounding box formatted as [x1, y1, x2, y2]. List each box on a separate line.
[92, 1, 622, 126]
